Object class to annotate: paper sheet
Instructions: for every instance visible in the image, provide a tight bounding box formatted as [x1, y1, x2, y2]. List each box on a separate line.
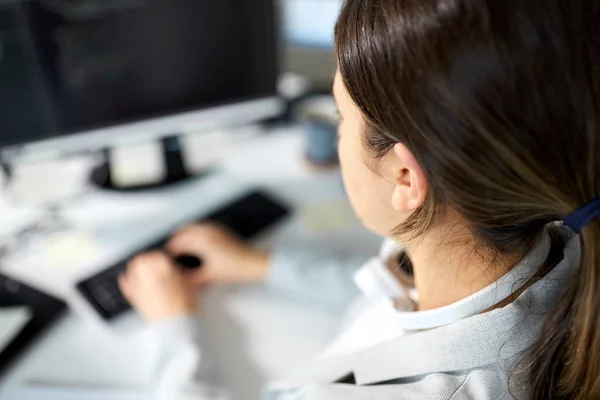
[0, 198, 43, 242]
[0, 386, 149, 400]
[110, 141, 166, 188]
[8, 156, 96, 205]
[0, 306, 33, 352]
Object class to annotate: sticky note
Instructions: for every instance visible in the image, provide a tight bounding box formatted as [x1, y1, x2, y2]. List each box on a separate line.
[45, 232, 101, 270]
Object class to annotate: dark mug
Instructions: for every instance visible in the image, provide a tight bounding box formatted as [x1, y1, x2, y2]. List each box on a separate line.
[294, 95, 340, 166]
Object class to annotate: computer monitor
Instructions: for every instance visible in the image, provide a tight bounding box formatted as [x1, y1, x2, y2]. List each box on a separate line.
[0, 0, 282, 168]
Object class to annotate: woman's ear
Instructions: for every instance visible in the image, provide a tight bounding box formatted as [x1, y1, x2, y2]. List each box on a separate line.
[390, 142, 428, 212]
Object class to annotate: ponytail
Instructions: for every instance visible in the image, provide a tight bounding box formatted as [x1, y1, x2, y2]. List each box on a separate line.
[527, 218, 600, 399]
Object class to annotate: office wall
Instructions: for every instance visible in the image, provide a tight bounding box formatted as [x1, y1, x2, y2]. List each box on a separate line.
[279, 0, 338, 89]
[283, 46, 335, 89]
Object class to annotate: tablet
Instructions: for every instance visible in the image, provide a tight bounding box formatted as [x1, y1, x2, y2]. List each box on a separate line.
[0, 274, 67, 377]
[0, 307, 33, 352]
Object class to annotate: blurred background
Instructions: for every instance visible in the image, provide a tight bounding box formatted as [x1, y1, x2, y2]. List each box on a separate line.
[282, 0, 339, 86]
[0, 1, 384, 400]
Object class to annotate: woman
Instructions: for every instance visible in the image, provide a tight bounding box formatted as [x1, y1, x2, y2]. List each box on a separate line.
[118, 0, 600, 399]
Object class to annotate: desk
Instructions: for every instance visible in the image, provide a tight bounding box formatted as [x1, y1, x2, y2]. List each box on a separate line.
[0, 127, 381, 400]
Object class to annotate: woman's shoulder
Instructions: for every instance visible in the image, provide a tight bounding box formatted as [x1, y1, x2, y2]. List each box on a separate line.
[267, 366, 519, 400]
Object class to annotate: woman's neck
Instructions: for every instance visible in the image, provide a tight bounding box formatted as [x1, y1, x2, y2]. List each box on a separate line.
[403, 221, 522, 311]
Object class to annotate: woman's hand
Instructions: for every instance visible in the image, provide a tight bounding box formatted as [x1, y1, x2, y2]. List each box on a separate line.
[119, 251, 197, 322]
[166, 224, 269, 286]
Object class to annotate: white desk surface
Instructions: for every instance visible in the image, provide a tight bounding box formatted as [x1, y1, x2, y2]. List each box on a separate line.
[0, 126, 381, 400]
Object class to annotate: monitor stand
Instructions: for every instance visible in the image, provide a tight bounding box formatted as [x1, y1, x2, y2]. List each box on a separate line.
[90, 136, 208, 191]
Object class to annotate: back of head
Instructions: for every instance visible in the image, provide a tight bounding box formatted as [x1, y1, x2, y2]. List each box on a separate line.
[335, 0, 600, 398]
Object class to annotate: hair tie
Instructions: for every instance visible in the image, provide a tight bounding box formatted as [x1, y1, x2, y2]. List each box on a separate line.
[563, 196, 600, 234]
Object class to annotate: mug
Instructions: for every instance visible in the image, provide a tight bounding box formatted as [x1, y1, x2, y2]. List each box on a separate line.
[294, 95, 340, 166]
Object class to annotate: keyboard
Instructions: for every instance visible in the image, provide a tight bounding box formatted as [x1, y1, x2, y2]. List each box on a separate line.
[75, 190, 290, 321]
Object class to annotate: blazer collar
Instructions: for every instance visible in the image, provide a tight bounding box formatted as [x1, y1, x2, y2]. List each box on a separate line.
[274, 227, 579, 387]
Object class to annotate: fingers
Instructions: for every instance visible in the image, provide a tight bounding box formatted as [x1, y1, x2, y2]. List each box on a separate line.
[143, 251, 172, 276]
[183, 269, 211, 286]
[166, 223, 221, 256]
[165, 225, 197, 255]
[118, 271, 132, 300]
[118, 250, 196, 321]
[123, 251, 172, 284]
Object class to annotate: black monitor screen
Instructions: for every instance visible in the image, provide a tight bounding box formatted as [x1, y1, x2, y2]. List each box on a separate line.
[0, 0, 277, 147]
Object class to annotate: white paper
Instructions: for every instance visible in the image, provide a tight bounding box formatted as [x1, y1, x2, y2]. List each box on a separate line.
[110, 141, 165, 188]
[0, 306, 33, 352]
[0, 386, 149, 400]
[8, 156, 96, 205]
[0, 198, 43, 242]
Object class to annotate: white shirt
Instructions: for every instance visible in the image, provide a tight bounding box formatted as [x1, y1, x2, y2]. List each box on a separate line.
[324, 233, 551, 357]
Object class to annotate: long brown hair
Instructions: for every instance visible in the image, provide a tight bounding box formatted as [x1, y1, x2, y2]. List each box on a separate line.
[335, 0, 600, 398]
